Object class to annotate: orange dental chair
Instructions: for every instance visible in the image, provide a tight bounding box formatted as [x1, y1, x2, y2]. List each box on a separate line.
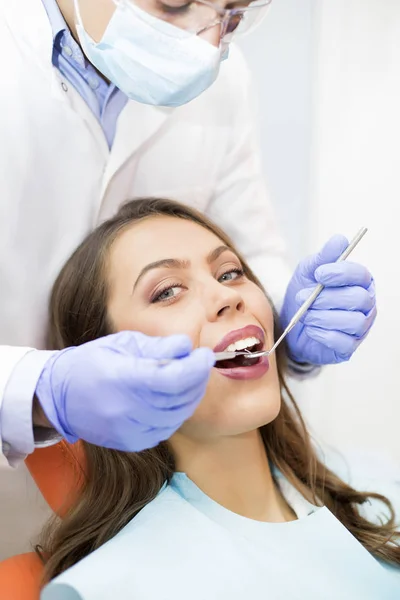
[0, 441, 85, 599]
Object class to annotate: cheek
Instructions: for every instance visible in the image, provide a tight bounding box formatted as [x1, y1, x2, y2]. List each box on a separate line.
[109, 302, 203, 347]
[254, 292, 275, 338]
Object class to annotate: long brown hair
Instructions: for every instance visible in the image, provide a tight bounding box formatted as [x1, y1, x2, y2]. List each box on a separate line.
[38, 198, 400, 581]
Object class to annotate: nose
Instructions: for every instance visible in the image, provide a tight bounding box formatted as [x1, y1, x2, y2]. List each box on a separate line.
[204, 279, 245, 322]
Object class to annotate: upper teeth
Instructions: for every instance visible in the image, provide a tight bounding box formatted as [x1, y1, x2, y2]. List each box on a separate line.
[225, 336, 261, 352]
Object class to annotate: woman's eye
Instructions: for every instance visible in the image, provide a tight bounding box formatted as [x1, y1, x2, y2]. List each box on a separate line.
[152, 285, 182, 303]
[218, 268, 244, 283]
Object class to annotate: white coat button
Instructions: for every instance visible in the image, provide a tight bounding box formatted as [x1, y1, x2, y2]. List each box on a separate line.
[61, 82, 68, 92]
[63, 45, 73, 57]
[88, 77, 99, 90]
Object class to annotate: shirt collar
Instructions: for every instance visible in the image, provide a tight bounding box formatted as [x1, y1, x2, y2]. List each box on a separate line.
[41, 0, 69, 42]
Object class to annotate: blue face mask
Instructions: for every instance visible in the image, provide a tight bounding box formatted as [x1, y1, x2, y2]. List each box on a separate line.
[74, 0, 228, 107]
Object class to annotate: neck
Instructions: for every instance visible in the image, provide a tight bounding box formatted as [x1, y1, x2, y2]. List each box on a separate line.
[171, 430, 296, 523]
[56, 0, 78, 40]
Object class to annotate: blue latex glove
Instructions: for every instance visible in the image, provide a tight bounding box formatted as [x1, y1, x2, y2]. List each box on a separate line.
[280, 235, 377, 365]
[36, 331, 215, 451]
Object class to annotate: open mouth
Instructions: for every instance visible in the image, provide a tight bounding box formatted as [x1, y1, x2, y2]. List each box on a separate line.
[215, 338, 264, 370]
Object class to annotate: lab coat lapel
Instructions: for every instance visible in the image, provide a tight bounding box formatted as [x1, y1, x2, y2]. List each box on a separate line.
[100, 101, 174, 197]
[4, 0, 110, 159]
[3, 0, 54, 68]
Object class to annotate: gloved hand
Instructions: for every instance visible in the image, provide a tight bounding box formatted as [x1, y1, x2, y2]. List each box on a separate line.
[35, 331, 215, 451]
[280, 235, 377, 365]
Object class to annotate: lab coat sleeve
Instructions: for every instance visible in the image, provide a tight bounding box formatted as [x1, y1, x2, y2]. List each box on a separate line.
[0, 348, 60, 467]
[206, 47, 291, 312]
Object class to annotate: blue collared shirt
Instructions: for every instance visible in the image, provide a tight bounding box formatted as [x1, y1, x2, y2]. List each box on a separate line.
[41, 0, 128, 148]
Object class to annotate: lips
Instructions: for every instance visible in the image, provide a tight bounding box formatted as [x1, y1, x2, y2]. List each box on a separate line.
[213, 325, 265, 353]
[213, 325, 269, 381]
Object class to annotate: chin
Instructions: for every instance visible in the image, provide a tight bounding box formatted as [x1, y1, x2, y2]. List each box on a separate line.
[191, 395, 282, 438]
[223, 402, 281, 436]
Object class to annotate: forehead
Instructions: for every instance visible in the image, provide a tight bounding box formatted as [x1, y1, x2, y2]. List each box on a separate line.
[109, 215, 225, 270]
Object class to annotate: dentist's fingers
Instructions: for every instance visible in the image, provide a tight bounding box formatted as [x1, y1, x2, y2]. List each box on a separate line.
[137, 348, 215, 396]
[304, 327, 361, 361]
[301, 307, 377, 338]
[314, 262, 372, 289]
[296, 285, 375, 315]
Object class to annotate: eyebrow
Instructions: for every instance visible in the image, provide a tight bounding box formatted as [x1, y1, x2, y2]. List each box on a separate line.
[132, 245, 231, 293]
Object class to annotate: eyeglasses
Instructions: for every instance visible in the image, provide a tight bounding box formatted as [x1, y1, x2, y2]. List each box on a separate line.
[115, 0, 273, 42]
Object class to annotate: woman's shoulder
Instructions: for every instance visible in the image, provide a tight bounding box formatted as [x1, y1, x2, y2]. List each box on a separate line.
[123, 482, 200, 537]
[43, 482, 241, 599]
[107, 480, 231, 559]
[321, 446, 400, 525]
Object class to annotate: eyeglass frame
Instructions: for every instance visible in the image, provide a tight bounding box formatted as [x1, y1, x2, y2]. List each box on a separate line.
[191, 0, 272, 40]
[115, 0, 273, 42]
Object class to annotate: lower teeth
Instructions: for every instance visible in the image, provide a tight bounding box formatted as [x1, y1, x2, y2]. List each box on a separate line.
[216, 345, 260, 369]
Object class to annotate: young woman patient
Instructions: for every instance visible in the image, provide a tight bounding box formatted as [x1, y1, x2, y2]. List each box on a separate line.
[39, 198, 400, 599]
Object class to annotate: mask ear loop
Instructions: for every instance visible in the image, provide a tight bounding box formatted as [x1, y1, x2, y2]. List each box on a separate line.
[196, 18, 222, 34]
[195, 12, 230, 47]
[219, 11, 232, 41]
[72, 0, 85, 30]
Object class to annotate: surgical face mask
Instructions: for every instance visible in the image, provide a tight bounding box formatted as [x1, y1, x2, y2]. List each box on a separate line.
[74, 0, 227, 107]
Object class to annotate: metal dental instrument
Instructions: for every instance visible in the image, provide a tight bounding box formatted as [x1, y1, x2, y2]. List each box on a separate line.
[210, 227, 368, 363]
[157, 227, 367, 366]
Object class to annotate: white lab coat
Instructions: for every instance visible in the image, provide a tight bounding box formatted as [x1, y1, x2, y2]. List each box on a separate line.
[0, 0, 289, 463]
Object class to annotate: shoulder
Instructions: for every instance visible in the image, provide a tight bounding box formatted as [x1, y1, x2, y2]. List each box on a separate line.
[321, 446, 400, 525]
[0, 0, 53, 83]
[210, 44, 253, 112]
[89, 484, 224, 565]
[178, 44, 253, 127]
[47, 484, 234, 599]
[217, 44, 252, 90]
[124, 484, 200, 539]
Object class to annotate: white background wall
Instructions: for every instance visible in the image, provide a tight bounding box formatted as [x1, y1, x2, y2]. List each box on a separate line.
[239, 0, 313, 261]
[303, 0, 400, 464]
[240, 0, 400, 464]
